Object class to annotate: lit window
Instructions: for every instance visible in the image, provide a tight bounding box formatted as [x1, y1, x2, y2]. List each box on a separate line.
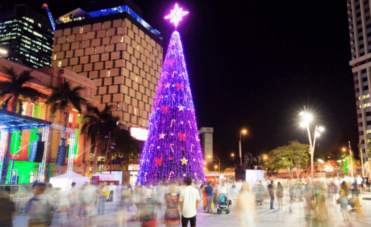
[135, 76, 138, 82]
[121, 36, 124, 42]
[21, 103, 27, 115]
[80, 26, 83, 33]
[107, 70, 110, 77]
[69, 113, 73, 123]
[134, 108, 137, 115]
[58, 61, 61, 67]
[116, 103, 120, 110]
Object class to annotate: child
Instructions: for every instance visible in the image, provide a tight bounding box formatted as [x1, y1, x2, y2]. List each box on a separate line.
[337, 189, 349, 222]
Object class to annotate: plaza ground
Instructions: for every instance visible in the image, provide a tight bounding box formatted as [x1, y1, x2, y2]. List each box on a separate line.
[13, 192, 371, 227]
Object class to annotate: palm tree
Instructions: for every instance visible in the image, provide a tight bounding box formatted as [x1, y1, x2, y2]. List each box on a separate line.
[46, 79, 85, 135]
[0, 67, 43, 182]
[81, 104, 122, 173]
[0, 67, 43, 113]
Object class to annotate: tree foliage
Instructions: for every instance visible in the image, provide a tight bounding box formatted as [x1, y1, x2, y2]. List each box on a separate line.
[81, 104, 138, 172]
[0, 67, 43, 113]
[266, 140, 309, 178]
[46, 79, 85, 128]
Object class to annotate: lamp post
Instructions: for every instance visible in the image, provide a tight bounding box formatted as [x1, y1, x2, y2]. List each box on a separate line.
[208, 155, 220, 173]
[299, 107, 324, 180]
[231, 153, 235, 161]
[239, 129, 247, 166]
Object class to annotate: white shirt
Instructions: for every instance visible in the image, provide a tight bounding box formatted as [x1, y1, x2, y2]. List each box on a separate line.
[357, 177, 363, 184]
[179, 185, 200, 218]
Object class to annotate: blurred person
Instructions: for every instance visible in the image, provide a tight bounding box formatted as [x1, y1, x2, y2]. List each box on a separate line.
[356, 176, 363, 189]
[76, 182, 88, 219]
[204, 182, 213, 213]
[231, 180, 237, 198]
[135, 182, 144, 219]
[337, 189, 349, 223]
[154, 183, 165, 222]
[67, 182, 78, 221]
[236, 180, 242, 192]
[26, 183, 54, 227]
[341, 181, 350, 197]
[124, 184, 133, 211]
[164, 184, 180, 227]
[117, 185, 131, 227]
[0, 190, 15, 227]
[351, 193, 363, 219]
[200, 185, 207, 211]
[311, 185, 329, 225]
[179, 177, 200, 227]
[268, 180, 275, 210]
[98, 182, 109, 215]
[83, 183, 98, 219]
[220, 181, 227, 194]
[236, 182, 257, 227]
[276, 182, 283, 209]
[327, 180, 335, 201]
[212, 183, 220, 213]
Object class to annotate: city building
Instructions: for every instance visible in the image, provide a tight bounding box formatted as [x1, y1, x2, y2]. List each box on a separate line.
[199, 127, 214, 161]
[0, 4, 54, 69]
[0, 58, 97, 183]
[52, 0, 164, 131]
[347, 0, 371, 157]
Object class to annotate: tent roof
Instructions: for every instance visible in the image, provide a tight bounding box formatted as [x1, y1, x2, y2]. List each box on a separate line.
[50, 171, 89, 179]
[0, 109, 51, 131]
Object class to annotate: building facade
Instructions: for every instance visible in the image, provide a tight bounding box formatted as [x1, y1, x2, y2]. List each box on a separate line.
[52, 0, 163, 130]
[0, 58, 97, 182]
[347, 0, 371, 154]
[199, 127, 214, 161]
[0, 4, 54, 69]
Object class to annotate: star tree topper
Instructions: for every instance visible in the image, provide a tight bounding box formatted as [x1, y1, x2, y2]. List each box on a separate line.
[164, 3, 189, 29]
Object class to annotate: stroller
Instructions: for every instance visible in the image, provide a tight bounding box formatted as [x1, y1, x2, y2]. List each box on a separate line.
[217, 193, 230, 214]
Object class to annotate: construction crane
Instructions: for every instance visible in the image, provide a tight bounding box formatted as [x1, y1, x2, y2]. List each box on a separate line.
[42, 3, 56, 32]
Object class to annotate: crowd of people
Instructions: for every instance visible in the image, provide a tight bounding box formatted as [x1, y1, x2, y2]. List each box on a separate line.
[0, 175, 368, 227]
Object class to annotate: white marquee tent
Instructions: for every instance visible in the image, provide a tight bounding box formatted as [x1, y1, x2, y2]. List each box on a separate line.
[49, 171, 90, 191]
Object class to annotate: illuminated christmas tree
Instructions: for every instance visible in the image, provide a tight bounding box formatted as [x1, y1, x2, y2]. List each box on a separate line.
[137, 4, 205, 185]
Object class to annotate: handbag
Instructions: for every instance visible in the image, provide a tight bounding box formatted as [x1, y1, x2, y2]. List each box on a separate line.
[210, 200, 214, 210]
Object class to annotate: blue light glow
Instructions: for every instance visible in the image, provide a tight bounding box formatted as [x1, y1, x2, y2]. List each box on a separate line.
[87, 5, 162, 39]
[45, 7, 56, 32]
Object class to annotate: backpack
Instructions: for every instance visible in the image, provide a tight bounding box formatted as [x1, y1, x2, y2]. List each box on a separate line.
[104, 187, 110, 197]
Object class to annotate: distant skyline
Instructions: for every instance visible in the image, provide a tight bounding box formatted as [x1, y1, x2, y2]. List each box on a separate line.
[0, 0, 359, 159]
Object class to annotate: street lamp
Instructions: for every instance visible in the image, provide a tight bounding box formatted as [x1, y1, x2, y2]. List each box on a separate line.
[214, 165, 218, 171]
[208, 155, 220, 173]
[299, 107, 325, 180]
[0, 48, 8, 58]
[263, 154, 268, 161]
[231, 153, 234, 161]
[239, 129, 247, 166]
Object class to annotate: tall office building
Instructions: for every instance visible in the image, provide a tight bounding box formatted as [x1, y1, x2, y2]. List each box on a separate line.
[52, 0, 163, 130]
[347, 0, 371, 155]
[199, 127, 214, 161]
[0, 5, 54, 69]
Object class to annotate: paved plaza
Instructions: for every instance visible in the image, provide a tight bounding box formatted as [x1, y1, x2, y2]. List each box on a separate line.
[12, 192, 371, 227]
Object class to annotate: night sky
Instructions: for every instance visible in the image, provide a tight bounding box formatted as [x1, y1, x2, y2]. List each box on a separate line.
[1, 0, 359, 159]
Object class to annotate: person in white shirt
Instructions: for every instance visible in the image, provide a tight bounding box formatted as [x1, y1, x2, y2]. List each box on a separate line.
[356, 176, 363, 189]
[179, 177, 200, 227]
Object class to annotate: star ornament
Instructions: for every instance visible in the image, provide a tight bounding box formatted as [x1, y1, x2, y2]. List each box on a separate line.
[164, 3, 189, 29]
[178, 105, 185, 111]
[159, 133, 166, 139]
[180, 157, 188, 165]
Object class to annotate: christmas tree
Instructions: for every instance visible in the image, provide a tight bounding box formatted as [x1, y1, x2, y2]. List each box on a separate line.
[137, 5, 205, 185]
